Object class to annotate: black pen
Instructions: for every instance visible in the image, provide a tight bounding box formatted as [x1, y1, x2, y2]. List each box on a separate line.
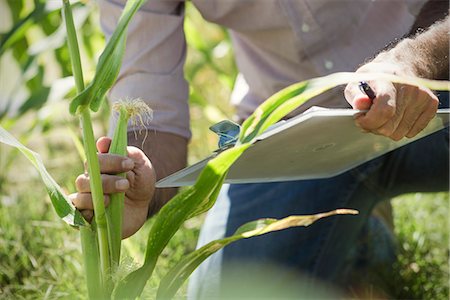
[358, 81, 376, 101]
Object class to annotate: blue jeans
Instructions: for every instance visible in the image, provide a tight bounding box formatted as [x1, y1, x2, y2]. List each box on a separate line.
[188, 96, 449, 299]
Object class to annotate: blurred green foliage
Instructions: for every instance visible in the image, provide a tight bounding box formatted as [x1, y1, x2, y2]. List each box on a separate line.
[0, 1, 447, 299]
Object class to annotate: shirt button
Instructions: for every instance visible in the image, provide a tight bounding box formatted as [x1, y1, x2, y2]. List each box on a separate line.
[301, 23, 310, 33]
[324, 60, 334, 70]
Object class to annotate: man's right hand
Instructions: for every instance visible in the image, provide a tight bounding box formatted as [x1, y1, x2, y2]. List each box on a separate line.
[70, 136, 156, 239]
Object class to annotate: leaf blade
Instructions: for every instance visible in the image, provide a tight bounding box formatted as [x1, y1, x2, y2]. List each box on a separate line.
[156, 209, 358, 299]
[69, 0, 148, 114]
[0, 125, 86, 226]
[113, 144, 250, 299]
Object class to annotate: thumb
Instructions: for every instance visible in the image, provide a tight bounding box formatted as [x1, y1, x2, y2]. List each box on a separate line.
[344, 82, 373, 110]
[96, 136, 112, 153]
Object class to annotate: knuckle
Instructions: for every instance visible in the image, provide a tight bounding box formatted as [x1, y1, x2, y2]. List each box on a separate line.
[380, 106, 395, 119]
[390, 133, 403, 141]
[75, 174, 86, 190]
[376, 125, 394, 137]
[104, 195, 111, 206]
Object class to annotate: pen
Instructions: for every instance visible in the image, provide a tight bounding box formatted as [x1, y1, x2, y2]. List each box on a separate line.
[358, 81, 376, 101]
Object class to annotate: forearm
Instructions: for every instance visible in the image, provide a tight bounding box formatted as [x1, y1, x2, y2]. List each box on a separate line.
[128, 131, 188, 217]
[372, 16, 449, 80]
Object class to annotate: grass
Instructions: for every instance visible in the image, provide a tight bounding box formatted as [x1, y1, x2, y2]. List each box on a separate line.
[391, 192, 449, 299]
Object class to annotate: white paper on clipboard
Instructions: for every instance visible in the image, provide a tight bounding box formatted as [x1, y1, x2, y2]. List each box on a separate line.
[156, 107, 450, 188]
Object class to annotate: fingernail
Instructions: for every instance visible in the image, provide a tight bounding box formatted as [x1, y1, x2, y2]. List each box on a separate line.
[122, 159, 134, 169]
[116, 179, 129, 190]
[68, 193, 76, 204]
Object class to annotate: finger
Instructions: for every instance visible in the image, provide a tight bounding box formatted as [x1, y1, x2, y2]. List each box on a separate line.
[389, 107, 423, 141]
[369, 84, 409, 138]
[76, 173, 130, 193]
[344, 82, 373, 110]
[69, 193, 110, 210]
[97, 137, 112, 153]
[390, 87, 438, 140]
[125, 170, 136, 188]
[406, 98, 438, 138]
[356, 81, 397, 130]
[126, 146, 149, 162]
[98, 153, 134, 174]
[80, 210, 94, 223]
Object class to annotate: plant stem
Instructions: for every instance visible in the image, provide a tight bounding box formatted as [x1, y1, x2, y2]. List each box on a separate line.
[62, 0, 84, 92]
[81, 109, 112, 290]
[80, 226, 104, 299]
[62, 0, 111, 296]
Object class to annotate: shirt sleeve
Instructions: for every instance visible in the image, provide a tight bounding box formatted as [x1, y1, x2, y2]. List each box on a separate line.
[99, 0, 191, 139]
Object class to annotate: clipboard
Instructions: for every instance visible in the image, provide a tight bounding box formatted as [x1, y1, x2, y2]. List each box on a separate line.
[156, 107, 450, 188]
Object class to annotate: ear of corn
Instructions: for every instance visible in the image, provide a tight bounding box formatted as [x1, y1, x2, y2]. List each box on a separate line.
[107, 100, 152, 269]
[107, 106, 128, 269]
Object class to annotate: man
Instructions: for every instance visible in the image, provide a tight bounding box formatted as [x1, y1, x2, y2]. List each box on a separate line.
[72, 0, 448, 297]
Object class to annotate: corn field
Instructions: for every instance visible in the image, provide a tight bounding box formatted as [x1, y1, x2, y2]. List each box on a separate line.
[0, 1, 448, 299]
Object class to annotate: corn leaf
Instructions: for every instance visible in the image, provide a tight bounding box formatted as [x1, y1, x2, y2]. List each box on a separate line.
[69, 0, 148, 114]
[0, 125, 86, 226]
[239, 72, 450, 144]
[113, 144, 250, 299]
[156, 209, 357, 300]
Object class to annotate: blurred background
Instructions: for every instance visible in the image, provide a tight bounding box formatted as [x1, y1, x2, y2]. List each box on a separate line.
[0, 0, 448, 299]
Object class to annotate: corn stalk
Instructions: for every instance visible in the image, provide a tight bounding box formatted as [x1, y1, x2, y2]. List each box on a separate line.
[62, 0, 110, 296]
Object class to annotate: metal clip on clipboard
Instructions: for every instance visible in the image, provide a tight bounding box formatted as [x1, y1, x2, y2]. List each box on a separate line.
[209, 120, 241, 151]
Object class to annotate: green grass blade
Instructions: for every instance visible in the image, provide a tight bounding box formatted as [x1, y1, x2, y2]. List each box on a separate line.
[0, 125, 86, 226]
[113, 144, 250, 299]
[69, 0, 148, 114]
[239, 72, 450, 144]
[156, 209, 358, 299]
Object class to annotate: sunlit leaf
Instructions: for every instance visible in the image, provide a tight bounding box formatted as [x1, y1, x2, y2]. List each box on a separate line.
[69, 0, 148, 114]
[239, 72, 450, 144]
[0, 125, 86, 227]
[113, 144, 250, 299]
[157, 209, 358, 299]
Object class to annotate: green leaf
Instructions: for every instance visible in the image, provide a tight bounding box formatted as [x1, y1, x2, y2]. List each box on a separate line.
[0, 125, 86, 227]
[156, 209, 358, 299]
[239, 72, 450, 144]
[69, 0, 148, 114]
[0, 1, 65, 56]
[113, 144, 250, 299]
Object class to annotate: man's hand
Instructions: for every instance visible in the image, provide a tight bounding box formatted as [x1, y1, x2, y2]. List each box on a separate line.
[70, 137, 156, 238]
[344, 62, 439, 141]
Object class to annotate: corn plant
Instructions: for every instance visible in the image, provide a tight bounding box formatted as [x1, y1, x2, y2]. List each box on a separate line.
[1, 0, 449, 299]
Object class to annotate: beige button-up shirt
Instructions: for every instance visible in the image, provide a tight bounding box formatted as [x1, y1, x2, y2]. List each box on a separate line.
[100, 0, 425, 139]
